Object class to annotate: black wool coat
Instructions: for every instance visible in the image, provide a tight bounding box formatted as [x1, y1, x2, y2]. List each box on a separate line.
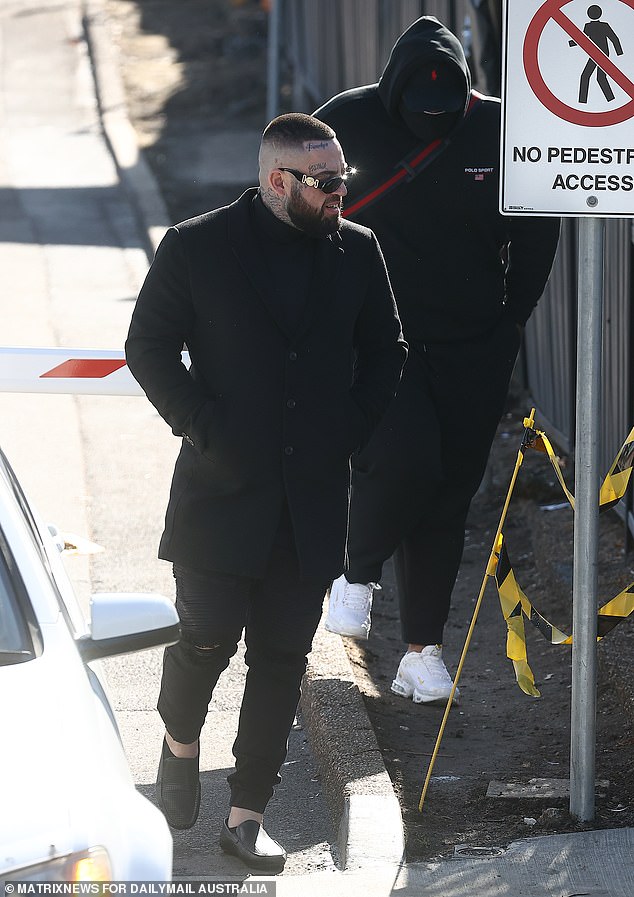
[125, 189, 407, 581]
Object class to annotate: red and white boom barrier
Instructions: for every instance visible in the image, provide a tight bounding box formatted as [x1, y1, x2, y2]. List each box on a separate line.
[0, 346, 189, 396]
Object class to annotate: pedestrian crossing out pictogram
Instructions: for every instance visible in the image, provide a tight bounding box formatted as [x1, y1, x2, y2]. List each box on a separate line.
[571, 5, 624, 105]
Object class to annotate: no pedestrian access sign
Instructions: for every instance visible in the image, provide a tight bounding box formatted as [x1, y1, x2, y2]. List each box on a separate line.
[501, 0, 634, 216]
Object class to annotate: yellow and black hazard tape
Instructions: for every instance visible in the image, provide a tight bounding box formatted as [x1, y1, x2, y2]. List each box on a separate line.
[524, 422, 634, 512]
[491, 533, 634, 696]
[489, 417, 634, 695]
[419, 413, 633, 811]
[599, 424, 634, 512]
[490, 534, 541, 697]
[524, 427, 575, 509]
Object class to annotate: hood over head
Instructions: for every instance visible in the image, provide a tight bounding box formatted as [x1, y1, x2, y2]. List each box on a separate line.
[377, 17, 471, 130]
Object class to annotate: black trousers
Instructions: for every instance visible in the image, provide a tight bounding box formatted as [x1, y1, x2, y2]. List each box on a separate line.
[347, 313, 521, 646]
[157, 509, 327, 814]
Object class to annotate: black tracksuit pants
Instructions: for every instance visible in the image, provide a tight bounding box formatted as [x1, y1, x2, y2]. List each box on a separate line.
[157, 505, 327, 814]
[346, 312, 521, 646]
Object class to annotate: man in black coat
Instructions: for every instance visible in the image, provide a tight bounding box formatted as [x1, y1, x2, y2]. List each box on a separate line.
[125, 113, 406, 873]
[316, 18, 560, 705]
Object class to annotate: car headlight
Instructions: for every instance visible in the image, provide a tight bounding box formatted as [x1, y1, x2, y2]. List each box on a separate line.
[4, 847, 112, 882]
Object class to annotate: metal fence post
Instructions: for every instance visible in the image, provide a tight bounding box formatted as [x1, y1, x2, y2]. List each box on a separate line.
[570, 216, 604, 822]
[266, 0, 282, 123]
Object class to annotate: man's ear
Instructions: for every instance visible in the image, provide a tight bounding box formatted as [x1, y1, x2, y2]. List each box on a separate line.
[268, 169, 287, 198]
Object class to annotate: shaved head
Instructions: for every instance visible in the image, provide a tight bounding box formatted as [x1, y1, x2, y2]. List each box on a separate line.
[258, 113, 348, 234]
[258, 113, 336, 184]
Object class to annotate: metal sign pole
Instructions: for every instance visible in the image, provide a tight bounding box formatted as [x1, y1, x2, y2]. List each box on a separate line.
[570, 216, 605, 821]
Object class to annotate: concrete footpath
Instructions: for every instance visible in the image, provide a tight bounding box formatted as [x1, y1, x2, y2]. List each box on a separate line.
[0, 1, 632, 894]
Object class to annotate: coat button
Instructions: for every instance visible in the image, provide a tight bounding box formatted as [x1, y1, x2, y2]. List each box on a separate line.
[284, 446, 294, 455]
[286, 399, 296, 409]
[288, 351, 298, 361]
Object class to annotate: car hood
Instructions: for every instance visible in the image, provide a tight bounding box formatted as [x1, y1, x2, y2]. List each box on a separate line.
[0, 620, 132, 873]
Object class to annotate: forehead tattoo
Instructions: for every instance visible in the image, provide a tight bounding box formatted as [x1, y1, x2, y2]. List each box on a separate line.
[305, 140, 331, 151]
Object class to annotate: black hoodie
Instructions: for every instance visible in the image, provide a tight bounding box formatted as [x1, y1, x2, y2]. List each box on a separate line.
[315, 17, 560, 344]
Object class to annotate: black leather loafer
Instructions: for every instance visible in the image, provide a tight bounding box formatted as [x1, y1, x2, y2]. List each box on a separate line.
[219, 818, 287, 874]
[156, 739, 200, 830]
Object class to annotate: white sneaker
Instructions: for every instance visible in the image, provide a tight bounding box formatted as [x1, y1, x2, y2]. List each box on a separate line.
[391, 646, 460, 705]
[324, 574, 377, 640]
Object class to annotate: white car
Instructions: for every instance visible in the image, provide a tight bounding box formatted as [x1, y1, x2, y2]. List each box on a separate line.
[0, 446, 178, 881]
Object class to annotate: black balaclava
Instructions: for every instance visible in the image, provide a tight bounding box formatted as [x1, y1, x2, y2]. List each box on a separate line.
[377, 16, 471, 143]
[398, 61, 465, 141]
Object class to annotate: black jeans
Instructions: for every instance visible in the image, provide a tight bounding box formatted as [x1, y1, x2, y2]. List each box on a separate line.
[347, 314, 521, 645]
[157, 513, 327, 814]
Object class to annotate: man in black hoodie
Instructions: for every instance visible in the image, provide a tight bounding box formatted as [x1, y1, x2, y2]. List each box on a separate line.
[315, 17, 560, 705]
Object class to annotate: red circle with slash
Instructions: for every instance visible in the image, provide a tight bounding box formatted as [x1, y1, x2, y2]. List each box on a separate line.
[523, 0, 634, 126]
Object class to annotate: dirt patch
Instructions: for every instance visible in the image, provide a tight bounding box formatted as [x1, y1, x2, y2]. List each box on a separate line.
[348, 404, 634, 861]
[104, 1, 634, 862]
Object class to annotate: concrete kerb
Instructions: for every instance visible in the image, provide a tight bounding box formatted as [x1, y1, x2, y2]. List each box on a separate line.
[82, 0, 406, 873]
[82, 0, 171, 259]
[301, 617, 406, 871]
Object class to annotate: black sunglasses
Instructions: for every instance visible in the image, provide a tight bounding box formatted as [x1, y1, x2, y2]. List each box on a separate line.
[278, 166, 355, 194]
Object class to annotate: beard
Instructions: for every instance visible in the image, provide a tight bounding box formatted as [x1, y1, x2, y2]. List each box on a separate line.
[286, 183, 342, 237]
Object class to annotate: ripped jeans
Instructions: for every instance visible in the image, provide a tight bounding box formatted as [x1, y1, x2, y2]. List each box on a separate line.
[157, 532, 327, 813]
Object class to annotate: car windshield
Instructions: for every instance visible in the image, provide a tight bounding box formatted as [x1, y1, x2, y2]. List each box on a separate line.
[0, 536, 38, 665]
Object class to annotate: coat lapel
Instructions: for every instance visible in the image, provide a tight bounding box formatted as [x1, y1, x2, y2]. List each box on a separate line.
[227, 190, 293, 337]
[227, 188, 344, 341]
